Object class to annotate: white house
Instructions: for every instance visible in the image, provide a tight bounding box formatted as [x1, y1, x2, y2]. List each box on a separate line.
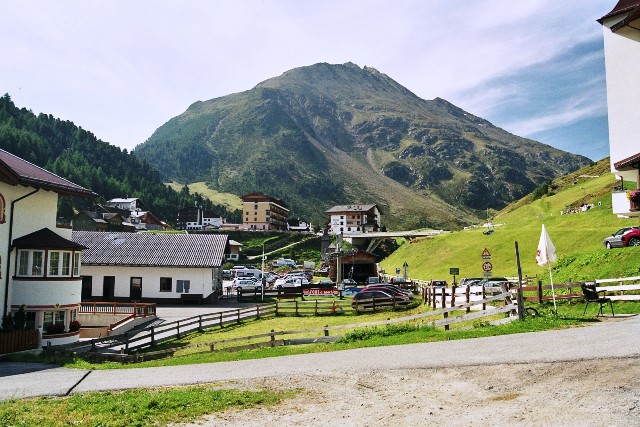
[72, 231, 229, 303]
[326, 204, 381, 235]
[599, 1, 640, 217]
[107, 198, 143, 212]
[0, 149, 95, 347]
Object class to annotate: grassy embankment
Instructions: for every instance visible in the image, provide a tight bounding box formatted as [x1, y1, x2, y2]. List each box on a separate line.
[381, 159, 640, 283]
[0, 386, 297, 427]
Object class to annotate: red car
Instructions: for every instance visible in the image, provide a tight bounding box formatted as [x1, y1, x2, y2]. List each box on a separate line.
[603, 227, 640, 249]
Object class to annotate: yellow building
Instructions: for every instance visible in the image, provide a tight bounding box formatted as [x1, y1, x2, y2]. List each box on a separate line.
[240, 193, 289, 231]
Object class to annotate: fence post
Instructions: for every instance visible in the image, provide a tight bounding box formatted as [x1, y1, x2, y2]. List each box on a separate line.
[432, 286, 437, 309]
[442, 290, 449, 331]
[237, 308, 241, 324]
[451, 285, 456, 306]
[256, 305, 261, 320]
[219, 312, 223, 327]
[150, 327, 155, 346]
[275, 301, 279, 316]
[482, 286, 486, 311]
[124, 332, 129, 353]
[465, 285, 470, 313]
[324, 325, 329, 337]
[198, 315, 203, 332]
[177, 320, 180, 338]
[315, 300, 318, 316]
[270, 329, 275, 347]
[537, 280, 543, 303]
[295, 301, 299, 316]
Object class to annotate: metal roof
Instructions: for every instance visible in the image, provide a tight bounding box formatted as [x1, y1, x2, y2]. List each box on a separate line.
[72, 231, 228, 267]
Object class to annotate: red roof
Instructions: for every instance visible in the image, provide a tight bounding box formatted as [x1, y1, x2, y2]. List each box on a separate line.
[614, 152, 640, 171]
[0, 149, 95, 198]
[599, 0, 640, 22]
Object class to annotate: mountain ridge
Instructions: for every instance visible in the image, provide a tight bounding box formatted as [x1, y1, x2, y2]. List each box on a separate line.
[134, 62, 591, 230]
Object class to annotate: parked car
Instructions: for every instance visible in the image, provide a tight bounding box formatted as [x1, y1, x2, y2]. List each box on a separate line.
[314, 279, 335, 288]
[351, 290, 411, 308]
[234, 278, 261, 292]
[274, 276, 309, 289]
[342, 278, 358, 286]
[343, 286, 362, 296]
[362, 284, 413, 299]
[603, 227, 640, 249]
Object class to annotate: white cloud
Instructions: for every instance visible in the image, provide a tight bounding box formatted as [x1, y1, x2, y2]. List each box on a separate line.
[0, 0, 612, 157]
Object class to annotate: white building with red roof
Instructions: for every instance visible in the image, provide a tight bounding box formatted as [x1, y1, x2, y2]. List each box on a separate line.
[599, 1, 640, 217]
[0, 149, 95, 349]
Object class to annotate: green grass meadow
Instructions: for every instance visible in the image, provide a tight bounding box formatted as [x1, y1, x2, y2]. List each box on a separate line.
[381, 161, 640, 283]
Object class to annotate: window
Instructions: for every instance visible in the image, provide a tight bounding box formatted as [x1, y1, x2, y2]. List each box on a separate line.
[31, 251, 43, 276]
[160, 277, 172, 292]
[62, 252, 71, 275]
[177, 280, 190, 293]
[73, 252, 81, 276]
[17, 250, 45, 277]
[43, 310, 65, 334]
[0, 192, 5, 223]
[48, 251, 60, 275]
[18, 251, 29, 276]
[48, 251, 72, 277]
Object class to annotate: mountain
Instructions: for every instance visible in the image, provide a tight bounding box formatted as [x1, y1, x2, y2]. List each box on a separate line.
[0, 94, 240, 224]
[134, 62, 591, 230]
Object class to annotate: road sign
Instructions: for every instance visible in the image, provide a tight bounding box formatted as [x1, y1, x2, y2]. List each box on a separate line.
[482, 261, 493, 272]
[449, 267, 459, 275]
[482, 248, 491, 260]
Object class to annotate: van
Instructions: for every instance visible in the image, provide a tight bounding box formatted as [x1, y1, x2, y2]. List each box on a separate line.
[235, 268, 262, 280]
[274, 258, 296, 268]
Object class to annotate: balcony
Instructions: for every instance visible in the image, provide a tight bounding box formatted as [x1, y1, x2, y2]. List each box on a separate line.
[612, 191, 640, 217]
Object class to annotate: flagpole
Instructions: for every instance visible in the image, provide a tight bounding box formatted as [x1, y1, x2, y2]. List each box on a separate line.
[547, 260, 557, 316]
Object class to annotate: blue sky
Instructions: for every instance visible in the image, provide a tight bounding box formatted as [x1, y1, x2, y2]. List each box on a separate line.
[1, 1, 613, 161]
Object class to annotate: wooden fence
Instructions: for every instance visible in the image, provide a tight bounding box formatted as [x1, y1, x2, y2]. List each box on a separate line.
[0, 329, 39, 354]
[82, 291, 515, 363]
[595, 276, 640, 301]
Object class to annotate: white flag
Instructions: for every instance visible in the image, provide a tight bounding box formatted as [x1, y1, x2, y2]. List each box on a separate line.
[536, 224, 557, 266]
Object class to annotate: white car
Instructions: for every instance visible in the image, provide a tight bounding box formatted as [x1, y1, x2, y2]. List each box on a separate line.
[234, 278, 261, 292]
[274, 277, 309, 289]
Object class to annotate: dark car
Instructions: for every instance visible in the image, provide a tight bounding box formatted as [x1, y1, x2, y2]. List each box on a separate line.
[314, 279, 335, 288]
[362, 284, 413, 298]
[603, 227, 640, 249]
[351, 290, 410, 308]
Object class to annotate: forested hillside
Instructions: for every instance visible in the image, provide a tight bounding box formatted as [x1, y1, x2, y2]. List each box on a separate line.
[0, 94, 240, 224]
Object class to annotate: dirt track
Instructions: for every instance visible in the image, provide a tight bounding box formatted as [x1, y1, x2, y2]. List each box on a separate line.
[186, 357, 640, 426]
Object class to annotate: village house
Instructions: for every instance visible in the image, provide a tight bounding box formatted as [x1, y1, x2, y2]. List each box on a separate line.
[240, 192, 289, 231]
[599, 1, 640, 217]
[287, 218, 313, 233]
[0, 149, 96, 348]
[72, 210, 135, 232]
[175, 205, 226, 230]
[72, 231, 229, 304]
[326, 204, 381, 235]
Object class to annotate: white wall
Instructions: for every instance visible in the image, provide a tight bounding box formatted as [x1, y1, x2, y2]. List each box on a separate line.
[83, 265, 215, 300]
[0, 184, 61, 316]
[602, 16, 640, 179]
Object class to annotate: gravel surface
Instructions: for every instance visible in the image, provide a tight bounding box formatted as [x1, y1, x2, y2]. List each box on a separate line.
[1, 316, 639, 426]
